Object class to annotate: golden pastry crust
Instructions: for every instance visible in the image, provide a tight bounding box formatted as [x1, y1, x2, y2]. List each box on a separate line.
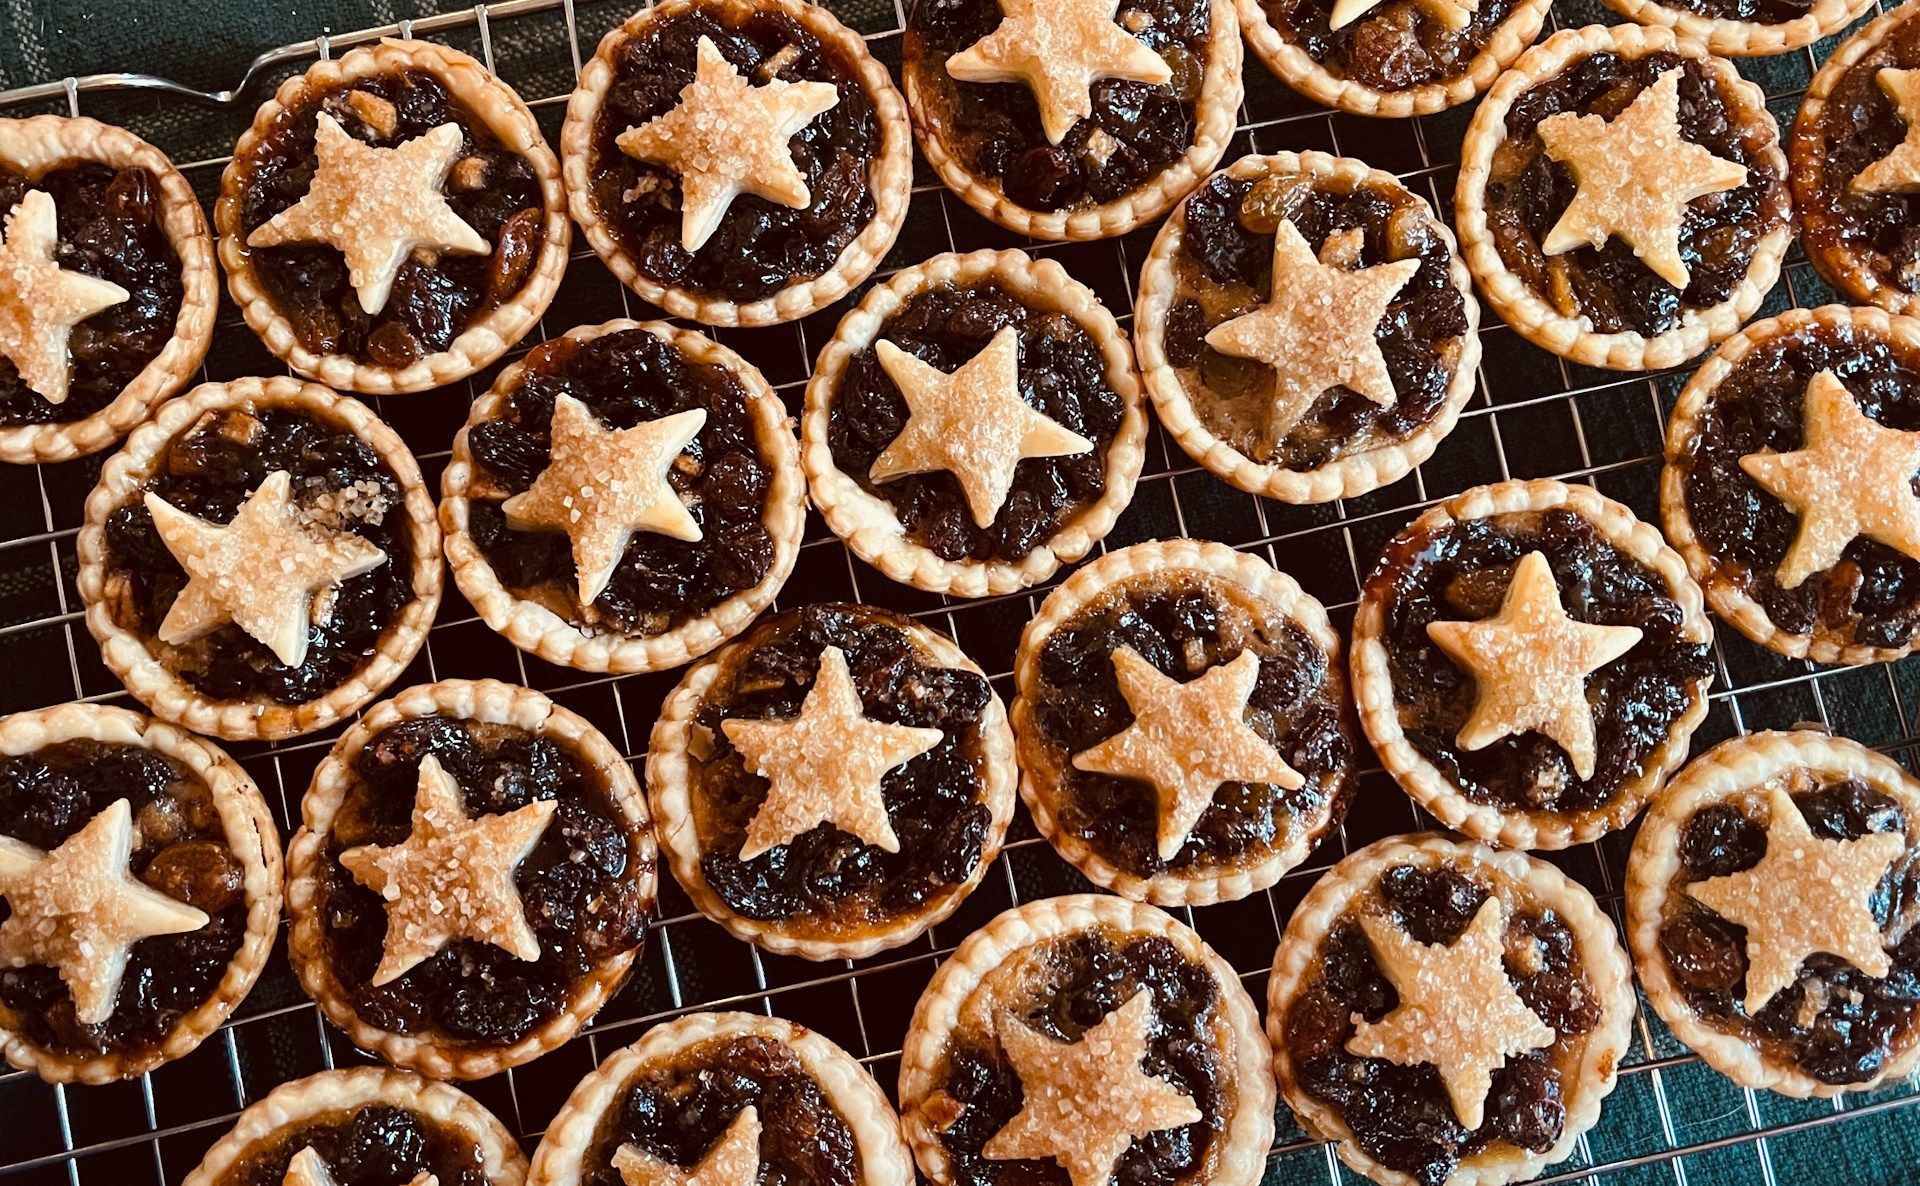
[1350, 479, 1713, 849]
[1604, 0, 1872, 56]
[803, 248, 1148, 597]
[562, 0, 911, 327]
[285, 678, 655, 1081]
[1454, 23, 1791, 371]
[441, 319, 805, 673]
[76, 375, 442, 742]
[215, 38, 569, 395]
[1135, 151, 1480, 503]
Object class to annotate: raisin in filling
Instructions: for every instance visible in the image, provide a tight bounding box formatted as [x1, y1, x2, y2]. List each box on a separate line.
[694, 604, 993, 927]
[1659, 780, 1920, 1085]
[591, 9, 877, 303]
[1803, 19, 1920, 296]
[466, 329, 777, 636]
[1255, 0, 1522, 93]
[233, 69, 546, 368]
[827, 283, 1125, 564]
[0, 741, 245, 1057]
[1168, 173, 1470, 470]
[936, 930, 1226, 1186]
[583, 1035, 859, 1186]
[0, 164, 183, 425]
[315, 716, 647, 1046]
[1030, 575, 1353, 878]
[1284, 865, 1597, 1186]
[101, 406, 415, 706]
[1374, 507, 1713, 815]
[905, 0, 1208, 213]
[226, 1108, 493, 1186]
[1678, 320, 1920, 650]
[1483, 52, 1785, 339]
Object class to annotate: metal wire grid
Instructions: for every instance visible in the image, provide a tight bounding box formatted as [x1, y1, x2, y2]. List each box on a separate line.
[0, 0, 1917, 1181]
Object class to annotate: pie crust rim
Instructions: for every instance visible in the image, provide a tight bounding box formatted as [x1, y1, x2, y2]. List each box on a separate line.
[1602, 0, 1875, 57]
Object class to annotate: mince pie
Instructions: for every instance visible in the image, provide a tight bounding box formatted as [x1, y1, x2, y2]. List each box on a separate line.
[1269, 833, 1633, 1186]
[0, 703, 280, 1084]
[1604, 0, 1870, 56]
[1456, 24, 1792, 371]
[217, 39, 569, 394]
[901, 0, 1242, 240]
[77, 376, 442, 742]
[897, 893, 1274, 1186]
[1661, 304, 1920, 665]
[0, 115, 217, 464]
[443, 319, 805, 673]
[562, 0, 912, 326]
[803, 249, 1147, 597]
[1011, 539, 1355, 905]
[531, 1011, 914, 1186]
[1136, 151, 1480, 503]
[649, 603, 1016, 959]
[1351, 479, 1714, 849]
[287, 678, 656, 1080]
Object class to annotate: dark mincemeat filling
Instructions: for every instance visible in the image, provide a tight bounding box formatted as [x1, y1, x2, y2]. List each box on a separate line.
[592, 9, 878, 303]
[316, 716, 648, 1046]
[1484, 52, 1786, 339]
[827, 282, 1126, 565]
[1803, 18, 1920, 296]
[1660, 779, 1920, 1085]
[0, 164, 183, 425]
[0, 741, 245, 1057]
[1168, 172, 1470, 471]
[906, 0, 1208, 213]
[227, 1107, 493, 1186]
[1285, 864, 1600, 1186]
[1678, 321, 1920, 651]
[1030, 577, 1353, 878]
[1374, 507, 1713, 816]
[234, 68, 546, 368]
[934, 930, 1227, 1186]
[585, 1034, 858, 1186]
[693, 604, 994, 927]
[1257, 0, 1522, 93]
[466, 329, 777, 636]
[101, 406, 415, 706]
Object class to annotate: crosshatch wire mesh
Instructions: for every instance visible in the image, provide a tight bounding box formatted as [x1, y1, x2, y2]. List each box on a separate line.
[3, 0, 1920, 1180]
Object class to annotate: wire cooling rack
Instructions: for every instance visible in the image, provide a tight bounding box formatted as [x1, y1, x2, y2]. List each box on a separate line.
[4, 0, 1920, 1182]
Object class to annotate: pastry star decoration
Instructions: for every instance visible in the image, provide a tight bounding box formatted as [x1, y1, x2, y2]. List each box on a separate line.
[1329, 0, 1476, 33]
[1426, 550, 1642, 780]
[870, 325, 1093, 527]
[0, 189, 129, 405]
[985, 991, 1202, 1186]
[1348, 896, 1554, 1129]
[1687, 786, 1905, 1013]
[1853, 69, 1920, 194]
[248, 112, 487, 315]
[1536, 68, 1747, 288]
[0, 799, 208, 1025]
[1738, 369, 1920, 589]
[722, 645, 943, 860]
[613, 1105, 760, 1186]
[1072, 647, 1304, 860]
[147, 469, 387, 669]
[1204, 219, 1420, 451]
[285, 1147, 435, 1186]
[338, 754, 557, 985]
[617, 36, 839, 252]
[946, 0, 1171, 145]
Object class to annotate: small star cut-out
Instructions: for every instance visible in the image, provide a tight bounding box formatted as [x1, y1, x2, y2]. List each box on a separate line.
[1687, 786, 1905, 1012]
[721, 646, 943, 859]
[614, 1105, 761, 1186]
[0, 189, 129, 405]
[284, 1147, 436, 1186]
[869, 325, 1093, 528]
[500, 393, 707, 605]
[1329, 0, 1477, 32]
[946, 0, 1171, 145]
[1738, 369, 1920, 589]
[1072, 647, 1304, 860]
[0, 799, 208, 1025]
[1425, 550, 1643, 780]
[1853, 69, 1920, 194]
[248, 113, 488, 315]
[1536, 68, 1747, 289]
[617, 36, 840, 252]
[146, 469, 388, 669]
[339, 754, 558, 985]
